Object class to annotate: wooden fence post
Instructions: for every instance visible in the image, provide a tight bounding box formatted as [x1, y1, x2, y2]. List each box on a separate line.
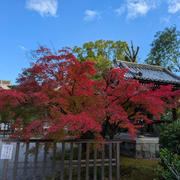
[93, 147, 97, 180]
[116, 142, 120, 180]
[69, 142, 74, 180]
[77, 143, 82, 180]
[13, 142, 20, 180]
[23, 142, 29, 178]
[33, 142, 39, 180]
[101, 144, 104, 180]
[2, 159, 8, 180]
[51, 142, 57, 179]
[109, 143, 112, 180]
[60, 142, 65, 180]
[86, 143, 89, 180]
[43, 143, 48, 180]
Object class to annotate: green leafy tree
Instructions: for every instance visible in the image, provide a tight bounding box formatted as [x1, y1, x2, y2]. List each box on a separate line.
[146, 26, 180, 72]
[73, 40, 129, 80]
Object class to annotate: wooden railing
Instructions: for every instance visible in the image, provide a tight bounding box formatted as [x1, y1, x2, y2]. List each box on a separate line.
[1, 139, 121, 180]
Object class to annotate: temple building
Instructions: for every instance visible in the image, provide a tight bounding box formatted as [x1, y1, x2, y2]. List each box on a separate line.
[112, 59, 180, 87]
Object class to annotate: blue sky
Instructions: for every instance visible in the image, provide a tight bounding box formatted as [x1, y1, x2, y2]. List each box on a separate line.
[0, 0, 180, 84]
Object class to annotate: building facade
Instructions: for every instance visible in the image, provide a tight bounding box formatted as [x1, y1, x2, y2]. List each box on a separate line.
[0, 80, 11, 89]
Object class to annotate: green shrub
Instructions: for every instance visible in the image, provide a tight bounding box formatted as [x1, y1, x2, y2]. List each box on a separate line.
[155, 148, 180, 180]
[155, 121, 180, 180]
[159, 121, 180, 154]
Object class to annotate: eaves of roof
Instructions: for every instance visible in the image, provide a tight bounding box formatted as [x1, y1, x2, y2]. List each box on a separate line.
[112, 60, 180, 85]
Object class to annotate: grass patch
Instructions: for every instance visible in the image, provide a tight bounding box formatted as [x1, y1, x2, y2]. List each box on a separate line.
[120, 156, 161, 180]
[47, 155, 161, 180]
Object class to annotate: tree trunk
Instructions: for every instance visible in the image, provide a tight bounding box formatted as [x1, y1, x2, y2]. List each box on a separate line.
[172, 108, 177, 121]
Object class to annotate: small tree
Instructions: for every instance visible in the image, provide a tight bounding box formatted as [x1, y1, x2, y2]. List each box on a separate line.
[0, 47, 179, 140]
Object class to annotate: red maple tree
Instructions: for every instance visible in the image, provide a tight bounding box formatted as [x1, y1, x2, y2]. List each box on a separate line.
[0, 47, 179, 140]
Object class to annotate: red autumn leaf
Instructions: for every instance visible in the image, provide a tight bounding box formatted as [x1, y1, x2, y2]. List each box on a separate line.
[0, 47, 179, 140]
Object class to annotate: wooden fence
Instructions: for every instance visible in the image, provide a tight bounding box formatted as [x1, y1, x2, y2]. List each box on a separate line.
[1, 139, 121, 180]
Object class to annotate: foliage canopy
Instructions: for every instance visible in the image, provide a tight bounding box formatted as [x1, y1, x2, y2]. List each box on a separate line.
[73, 40, 130, 80]
[0, 47, 179, 140]
[146, 26, 180, 72]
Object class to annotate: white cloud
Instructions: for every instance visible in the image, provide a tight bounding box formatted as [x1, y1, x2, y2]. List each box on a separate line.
[115, 0, 159, 19]
[127, 0, 157, 19]
[26, 0, 58, 17]
[83, 10, 100, 21]
[19, 45, 28, 51]
[168, 0, 180, 14]
[115, 5, 126, 16]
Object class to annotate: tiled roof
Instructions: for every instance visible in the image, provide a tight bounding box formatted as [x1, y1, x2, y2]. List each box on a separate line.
[112, 60, 180, 85]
